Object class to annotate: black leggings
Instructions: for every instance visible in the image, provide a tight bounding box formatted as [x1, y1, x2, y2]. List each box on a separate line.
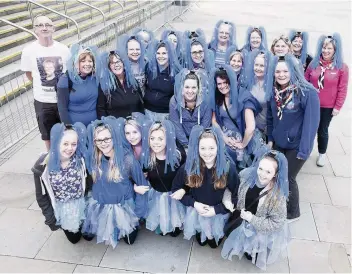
[317, 108, 333, 154]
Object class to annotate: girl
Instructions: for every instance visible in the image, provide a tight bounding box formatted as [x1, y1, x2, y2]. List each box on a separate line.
[289, 30, 312, 71]
[270, 35, 291, 57]
[57, 45, 100, 126]
[82, 117, 149, 248]
[172, 125, 239, 248]
[225, 46, 247, 87]
[305, 33, 349, 167]
[161, 29, 184, 63]
[141, 120, 187, 236]
[97, 50, 144, 118]
[266, 54, 320, 221]
[32, 122, 93, 244]
[221, 147, 290, 270]
[242, 26, 268, 52]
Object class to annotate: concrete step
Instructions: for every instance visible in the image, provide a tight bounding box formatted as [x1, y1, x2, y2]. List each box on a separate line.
[0, 2, 138, 68]
[0, 0, 59, 17]
[0, 1, 124, 51]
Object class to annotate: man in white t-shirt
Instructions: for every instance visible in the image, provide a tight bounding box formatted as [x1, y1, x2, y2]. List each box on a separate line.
[21, 15, 70, 150]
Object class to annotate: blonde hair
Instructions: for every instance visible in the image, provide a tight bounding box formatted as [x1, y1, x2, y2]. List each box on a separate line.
[323, 37, 336, 50]
[230, 51, 243, 62]
[92, 126, 122, 183]
[271, 35, 292, 55]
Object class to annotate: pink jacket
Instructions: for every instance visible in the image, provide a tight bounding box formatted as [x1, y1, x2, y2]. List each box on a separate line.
[305, 61, 349, 110]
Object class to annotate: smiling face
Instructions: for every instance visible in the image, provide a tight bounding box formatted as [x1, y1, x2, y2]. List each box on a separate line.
[291, 36, 303, 53]
[34, 16, 55, 39]
[168, 33, 178, 49]
[79, 53, 94, 76]
[94, 128, 113, 157]
[250, 31, 262, 50]
[191, 43, 204, 64]
[218, 23, 231, 44]
[149, 128, 166, 155]
[43, 61, 55, 77]
[322, 40, 335, 61]
[182, 78, 198, 102]
[230, 53, 243, 72]
[127, 39, 141, 62]
[59, 130, 78, 162]
[257, 157, 278, 186]
[216, 76, 230, 96]
[199, 136, 217, 168]
[124, 123, 142, 146]
[156, 46, 169, 67]
[275, 61, 291, 87]
[109, 55, 124, 76]
[254, 55, 265, 78]
[273, 39, 290, 56]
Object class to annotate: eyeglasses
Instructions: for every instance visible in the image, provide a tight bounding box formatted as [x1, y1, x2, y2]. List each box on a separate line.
[110, 59, 123, 66]
[191, 50, 204, 56]
[219, 31, 230, 36]
[94, 137, 112, 145]
[34, 23, 54, 29]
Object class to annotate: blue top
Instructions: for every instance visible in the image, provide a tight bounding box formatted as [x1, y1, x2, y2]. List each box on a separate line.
[267, 88, 320, 160]
[57, 74, 98, 126]
[209, 46, 227, 68]
[91, 153, 148, 218]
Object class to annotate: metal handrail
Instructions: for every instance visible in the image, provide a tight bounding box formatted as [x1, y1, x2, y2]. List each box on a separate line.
[77, 0, 106, 26]
[0, 18, 38, 39]
[27, 0, 80, 39]
[135, 0, 141, 24]
[111, 0, 125, 33]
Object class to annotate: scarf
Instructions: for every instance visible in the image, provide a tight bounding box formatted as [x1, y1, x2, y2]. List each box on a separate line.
[318, 58, 334, 90]
[274, 84, 297, 120]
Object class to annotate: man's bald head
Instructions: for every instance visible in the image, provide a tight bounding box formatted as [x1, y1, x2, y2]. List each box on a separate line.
[33, 15, 55, 39]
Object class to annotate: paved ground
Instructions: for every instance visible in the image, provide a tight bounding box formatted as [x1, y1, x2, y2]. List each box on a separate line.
[0, 0, 351, 273]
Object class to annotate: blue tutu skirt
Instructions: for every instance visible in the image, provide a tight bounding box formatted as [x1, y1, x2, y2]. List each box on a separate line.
[221, 220, 290, 270]
[54, 197, 85, 233]
[183, 207, 229, 245]
[146, 189, 186, 235]
[82, 197, 139, 249]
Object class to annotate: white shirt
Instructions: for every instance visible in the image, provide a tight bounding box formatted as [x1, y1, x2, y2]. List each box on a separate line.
[21, 40, 70, 103]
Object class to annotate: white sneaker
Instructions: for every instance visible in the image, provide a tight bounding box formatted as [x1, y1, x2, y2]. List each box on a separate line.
[316, 153, 326, 167]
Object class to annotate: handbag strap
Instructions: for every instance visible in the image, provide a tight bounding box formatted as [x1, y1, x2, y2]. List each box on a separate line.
[244, 188, 270, 211]
[155, 163, 169, 193]
[224, 100, 239, 129]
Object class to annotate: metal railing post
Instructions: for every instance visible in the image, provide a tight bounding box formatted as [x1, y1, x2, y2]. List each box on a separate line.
[111, 0, 125, 33]
[0, 18, 38, 39]
[62, 1, 70, 28]
[76, 0, 106, 26]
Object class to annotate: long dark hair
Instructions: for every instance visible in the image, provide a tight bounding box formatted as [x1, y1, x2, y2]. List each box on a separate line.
[214, 69, 230, 106]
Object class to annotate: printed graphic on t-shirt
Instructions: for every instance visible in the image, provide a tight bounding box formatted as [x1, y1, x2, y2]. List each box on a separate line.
[36, 56, 64, 91]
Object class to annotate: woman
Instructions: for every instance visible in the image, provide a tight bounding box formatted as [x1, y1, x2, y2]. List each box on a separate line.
[32, 122, 93, 244]
[242, 26, 267, 52]
[266, 54, 320, 221]
[221, 147, 290, 270]
[141, 120, 187, 236]
[161, 29, 183, 63]
[57, 44, 100, 127]
[82, 117, 149, 248]
[225, 46, 248, 87]
[289, 30, 312, 71]
[169, 69, 212, 150]
[305, 33, 349, 167]
[97, 50, 144, 119]
[172, 125, 239, 248]
[270, 35, 291, 57]
[119, 34, 147, 95]
[144, 40, 181, 121]
[208, 20, 237, 67]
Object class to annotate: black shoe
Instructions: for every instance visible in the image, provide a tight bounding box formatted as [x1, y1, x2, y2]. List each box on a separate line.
[207, 237, 223, 249]
[195, 232, 207, 246]
[123, 229, 138, 245]
[82, 234, 95, 241]
[168, 227, 182, 237]
[244, 252, 253, 261]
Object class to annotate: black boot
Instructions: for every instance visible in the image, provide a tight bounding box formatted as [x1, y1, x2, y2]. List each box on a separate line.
[63, 229, 82, 244]
[195, 232, 207, 246]
[207, 237, 223, 249]
[168, 227, 182, 237]
[123, 229, 138, 245]
[82, 234, 95, 241]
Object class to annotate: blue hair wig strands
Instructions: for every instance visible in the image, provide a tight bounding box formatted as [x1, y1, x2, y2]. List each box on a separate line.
[67, 44, 100, 86]
[117, 34, 146, 70]
[133, 27, 155, 46]
[184, 36, 214, 74]
[310, 33, 343, 69]
[243, 26, 268, 52]
[209, 20, 237, 50]
[48, 122, 88, 172]
[289, 30, 309, 66]
[161, 29, 183, 59]
[185, 125, 229, 178]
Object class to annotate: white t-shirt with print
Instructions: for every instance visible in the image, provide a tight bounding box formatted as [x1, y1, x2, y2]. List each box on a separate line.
[21, 40, 70, 103]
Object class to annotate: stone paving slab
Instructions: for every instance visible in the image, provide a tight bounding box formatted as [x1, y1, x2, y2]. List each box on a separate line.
[300, 151, 335, 176]
[311, 204, 351, 245]
[0, 255, 76, 273]
[28, 200, 40, 211]
[297, 173, 332, 205]
[0, 206, 5, 216]
[345, 244, 352, 266]
[288, 202, 319, 241]
[0, 208, 52, 258]
[100, 228, 192, 273]
[73, 265, 145, 273]
[324, 176, 351, 207]
[338, 136, 352, 154]
[327, 154, 351, 178]
[36, 231, 108, 267]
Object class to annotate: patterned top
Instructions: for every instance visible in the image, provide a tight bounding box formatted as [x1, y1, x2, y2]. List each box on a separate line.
[49, 157, 83, 202]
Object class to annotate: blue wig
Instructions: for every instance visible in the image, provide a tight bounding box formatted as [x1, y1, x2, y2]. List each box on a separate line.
[289, 30, 309, 66]
[242, 26, 268, 52]
[132, 27, 155, 47]
[239, 146, 289, 198]
[209, 20, 237, 50]
[183, 36, 215, 74]
[310, 33, 343, 69]
[185, 125, 229, 178]
[67, 43, 100, 86]
[47, 122, 87, 172]
[140, 120, 180, 173]
[146, 39, 181, 80]
[265, 54, 317, 101]
[226, 46, 249, 87]
[86, 116, 125, 179]
[209, 65, 238, 111]
[99, 49, 138, 95]
[161, 29, 183, 59]
[117, 34, 146, 70]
